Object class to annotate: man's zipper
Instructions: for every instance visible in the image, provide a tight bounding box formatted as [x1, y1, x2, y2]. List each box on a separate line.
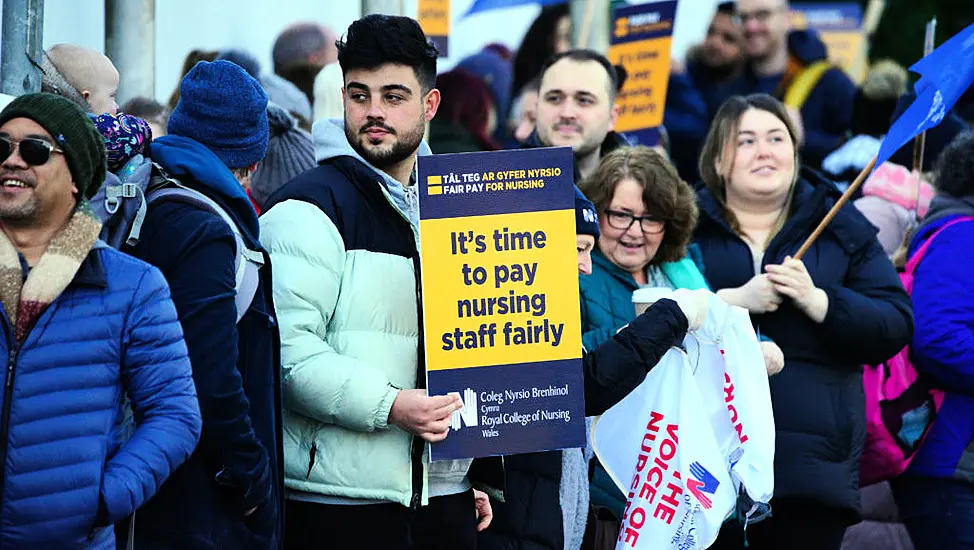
[409, 245, 426, 510]
[0, 337, 23, 525]
[375, 177, 426, 510]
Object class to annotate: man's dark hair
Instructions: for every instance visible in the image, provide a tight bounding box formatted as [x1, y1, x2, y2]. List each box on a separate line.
[336, 15, 439, 93]
[935, 131, 974, 199]
[538, 49, 619, 101]
[717, 2, 736, 15]
[522, 75, 542, 95]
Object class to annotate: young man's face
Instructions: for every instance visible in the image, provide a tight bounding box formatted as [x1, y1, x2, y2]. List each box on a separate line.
[737, 0, 790, 60]
[701, 12, 743, 70]
[536, 58, 618, 158]
[343, 63, 439, 169]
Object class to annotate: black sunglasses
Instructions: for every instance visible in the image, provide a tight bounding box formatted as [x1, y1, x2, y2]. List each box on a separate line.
[0, 136, 64, 167]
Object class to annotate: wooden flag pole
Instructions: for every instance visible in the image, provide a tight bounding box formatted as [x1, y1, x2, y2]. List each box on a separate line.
[794, 156, 877, 260]
[912, 18, 938, 173]
[795, 18, 939, 261]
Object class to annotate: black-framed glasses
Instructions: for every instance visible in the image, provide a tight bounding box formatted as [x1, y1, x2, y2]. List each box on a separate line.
[0, 136, 64, 167]
[604, 209, 665, 234]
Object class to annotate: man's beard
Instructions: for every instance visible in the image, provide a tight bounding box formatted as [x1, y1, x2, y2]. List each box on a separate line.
[699, 58, 742, 82]
[540, 122, 604, 159]
[0, 197, 39, 224]
[0, 171, 40, 225]
[345, 118, 425, 170]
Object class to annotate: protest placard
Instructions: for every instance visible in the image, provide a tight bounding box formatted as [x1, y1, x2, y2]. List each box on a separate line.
[791, 3, 866, 82]
[418, 0, 450, 56]
[418, 147, 585, 461]
[608, 0, 678, 147]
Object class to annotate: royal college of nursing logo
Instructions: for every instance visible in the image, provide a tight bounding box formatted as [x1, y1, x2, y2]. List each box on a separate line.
[449, 388, 479, 431]
[687, 462, 720, 510]
[614, 17, 629, 39]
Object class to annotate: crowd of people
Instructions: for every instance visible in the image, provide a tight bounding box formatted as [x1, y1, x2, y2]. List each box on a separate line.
[0, 0, 971, 549]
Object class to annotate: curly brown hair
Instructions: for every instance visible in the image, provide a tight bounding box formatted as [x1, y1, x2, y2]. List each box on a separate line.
[580, 146, 698, 266]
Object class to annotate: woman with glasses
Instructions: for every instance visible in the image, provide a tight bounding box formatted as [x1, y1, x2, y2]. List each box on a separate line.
[696, 94, 912, 550]
[576, 145, 709, 532]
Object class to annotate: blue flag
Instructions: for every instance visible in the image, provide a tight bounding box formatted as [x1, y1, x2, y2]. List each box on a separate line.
[464, 0, 567, 17]
[875, 23, 974, 170]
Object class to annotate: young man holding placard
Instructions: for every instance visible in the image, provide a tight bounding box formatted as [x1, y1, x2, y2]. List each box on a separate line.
[260, 14, 493, 550]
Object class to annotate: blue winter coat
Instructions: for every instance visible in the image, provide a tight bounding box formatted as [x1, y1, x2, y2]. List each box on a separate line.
[0, 244, 201, 549]
[906, 196, 974, 481]
[694, 168, 913, 520]
[664, 55, 742, 182]
[123, 136, 283, 549]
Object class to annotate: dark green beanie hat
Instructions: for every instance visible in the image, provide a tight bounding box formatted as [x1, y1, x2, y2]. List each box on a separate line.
[0, 93, 107, 199]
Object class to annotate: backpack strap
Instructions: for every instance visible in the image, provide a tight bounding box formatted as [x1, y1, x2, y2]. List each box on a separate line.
[905, 216, 974, 274]
[121, 165, 176, 247]
[783, 60, 832, 110]
[146, 183, 263, 323]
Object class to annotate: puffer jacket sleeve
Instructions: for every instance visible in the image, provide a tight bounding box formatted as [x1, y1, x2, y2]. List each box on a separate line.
[817, 235, 914, 366]
[101, 264, 202, 525]
[910, 222, 974, 393]
[582, 298, 689, 416]
[261, 200, 400, 432]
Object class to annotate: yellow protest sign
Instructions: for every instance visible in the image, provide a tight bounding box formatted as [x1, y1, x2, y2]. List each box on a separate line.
[418, 147, 585, 460]
[418, 0, 450, 56]
[608, 1, 678, 146]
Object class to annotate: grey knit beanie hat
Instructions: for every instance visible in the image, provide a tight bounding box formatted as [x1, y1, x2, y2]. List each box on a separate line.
[250, 103, 316, 207]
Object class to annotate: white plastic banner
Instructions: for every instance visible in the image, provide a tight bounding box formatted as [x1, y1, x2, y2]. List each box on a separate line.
[686, 298, 775, 505]
[591, 291, 775, 549]
[592, 348, 735, 549]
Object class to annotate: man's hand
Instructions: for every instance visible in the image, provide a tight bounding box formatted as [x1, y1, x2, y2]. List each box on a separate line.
[473, 489, 493, 531]
[388, 389, 462, 442]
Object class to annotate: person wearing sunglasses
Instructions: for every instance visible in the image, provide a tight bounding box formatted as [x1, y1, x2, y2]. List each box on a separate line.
[0, 93, 202, 548]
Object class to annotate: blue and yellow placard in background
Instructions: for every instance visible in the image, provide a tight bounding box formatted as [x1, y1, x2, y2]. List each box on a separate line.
[608, 1, 678, 147]
[418, 147, 585, 461]
[418, 0, 450, 57]
[791, 3, 866, 82]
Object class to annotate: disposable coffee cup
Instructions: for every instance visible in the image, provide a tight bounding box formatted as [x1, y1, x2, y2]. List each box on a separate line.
[632, 288, 673, 316]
